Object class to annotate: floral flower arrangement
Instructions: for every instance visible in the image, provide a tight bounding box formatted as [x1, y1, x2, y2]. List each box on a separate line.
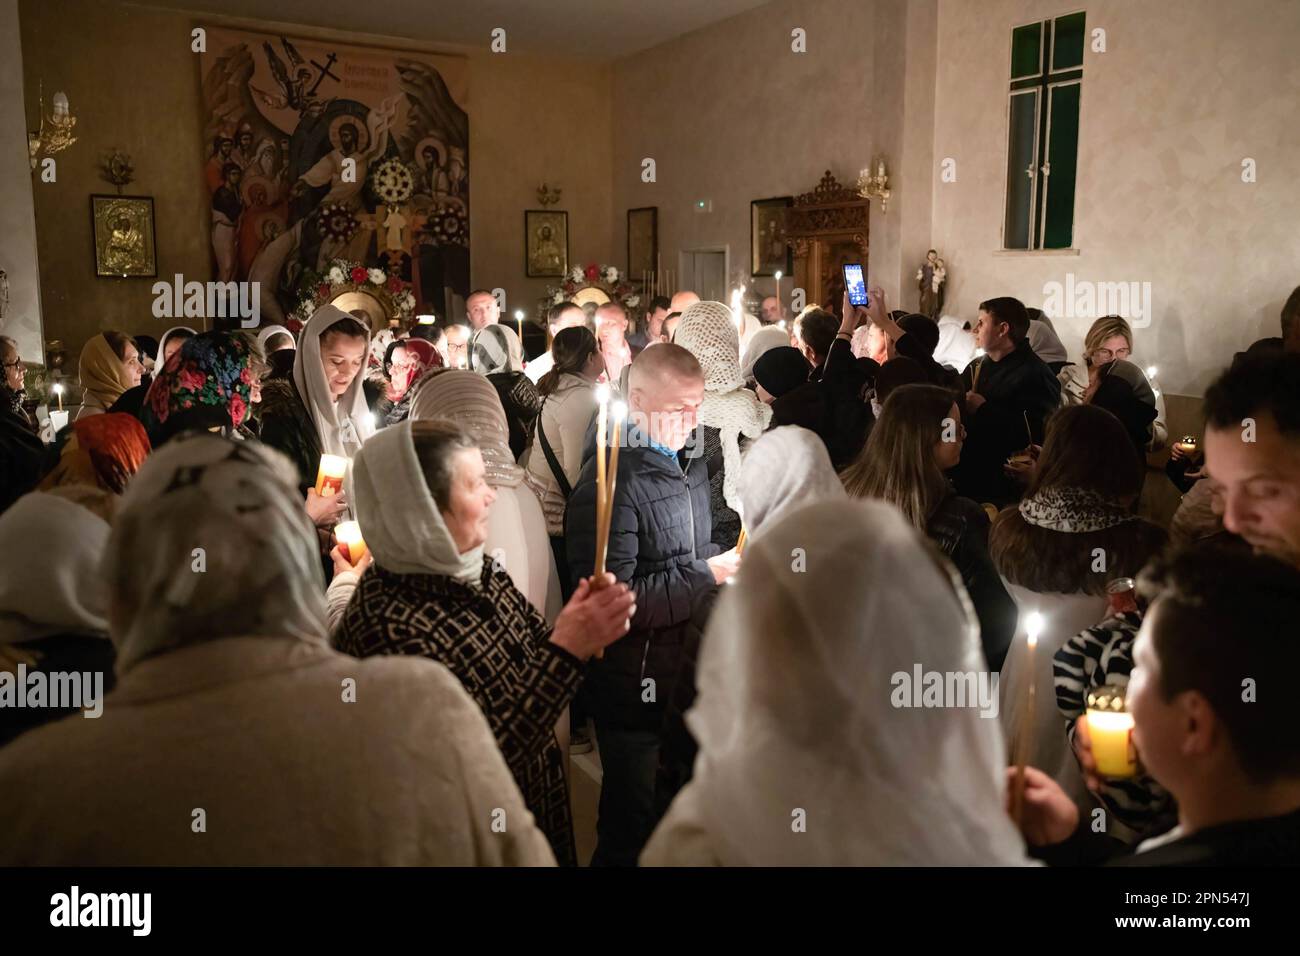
[544, 262, 640, 312]
[293, 257, 416, 326]
[426, 201, 469, 247]
[318, 202, 360, 244]
[370, 157, 416, 205]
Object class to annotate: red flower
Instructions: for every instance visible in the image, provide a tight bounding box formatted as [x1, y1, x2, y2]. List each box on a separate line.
[286, 318, 303, 334]
[148, 381, 170, 419]
[350, 266, 368, 284]
[386, 275, 404, 293]
[317, 283, 331, 299]
[240, 366, 253, 385]
[179, 366, 207, 392]
[584, 263, 599, 282]
[229, 393, 247, 427]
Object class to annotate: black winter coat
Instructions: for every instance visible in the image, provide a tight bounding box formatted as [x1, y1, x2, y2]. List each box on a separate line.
[566, 423, 720, 732]
[771, 338, 874, 470]
[926, 493, 1018, 671]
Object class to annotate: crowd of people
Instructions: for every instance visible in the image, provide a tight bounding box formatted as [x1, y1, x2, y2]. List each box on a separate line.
[0, 277, 1297, 867]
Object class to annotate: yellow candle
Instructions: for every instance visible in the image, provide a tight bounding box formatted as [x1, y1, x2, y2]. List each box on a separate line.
[335, 520, 368, 566]
[603, 401, 627, 535]
[1087, 686, 1138, 778]
[1010, 613, 1043, 825]
[593, 384, 610, 578]
[53, 382, 64, 412]
[315, 454, 348, 497]
[514, 309, 525, 344]
[735, 527, 747, 556]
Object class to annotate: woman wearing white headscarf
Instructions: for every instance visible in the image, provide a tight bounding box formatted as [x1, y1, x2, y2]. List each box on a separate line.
[0, 434, 554, 865]
[739, 325, 791, 387]
[332, 418, 636, 865]
[738, 425, 847, 531]
[673, 301, 773, 549]
[411, 369, 559, 621]
[642, 499, 1029, 866]
[258, 304, 373, 526]
[0, 489, 116, 748]
[654, 425, 850, 815]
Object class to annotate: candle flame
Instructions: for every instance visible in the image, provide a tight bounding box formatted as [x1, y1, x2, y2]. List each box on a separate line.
[595, 383, 610, 405]
[1146, 366, 1157, 379]
[612, 400, 628, 421]
[52, 383, 64, 394]
[774, 271, 782, 281]
[1025, 611, 1044, 646]
[514, 309, 525, 320]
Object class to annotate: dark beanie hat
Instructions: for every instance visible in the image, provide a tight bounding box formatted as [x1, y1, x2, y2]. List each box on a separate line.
[753, 346, 810, 398]
[875, 356, 927, 404]
[898, 313, 940, 356]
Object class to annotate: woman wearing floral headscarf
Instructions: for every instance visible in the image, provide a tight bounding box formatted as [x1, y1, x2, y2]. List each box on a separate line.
[140, 331, 258, 448]
[371, 338, 440, 428]
[673, 301, 772, 549]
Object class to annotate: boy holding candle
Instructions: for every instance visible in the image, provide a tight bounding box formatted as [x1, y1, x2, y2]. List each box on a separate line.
[1018, 545, 1300, 865]
[566, 344, 741, 866]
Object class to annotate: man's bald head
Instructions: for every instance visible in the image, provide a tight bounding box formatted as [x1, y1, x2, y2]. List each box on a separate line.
[669, 290, 700, 314]
[628, 343, 705, 451]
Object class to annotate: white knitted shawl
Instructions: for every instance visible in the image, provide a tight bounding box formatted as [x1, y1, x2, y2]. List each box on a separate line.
[675, 301, 773, 515]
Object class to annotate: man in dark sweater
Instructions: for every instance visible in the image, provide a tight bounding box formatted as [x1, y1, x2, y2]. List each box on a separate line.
[952, 296, 1060, 506]
[775, 306, 874, 469]
[566, 344, 739, 866]
[1018, 545, 1300, 866]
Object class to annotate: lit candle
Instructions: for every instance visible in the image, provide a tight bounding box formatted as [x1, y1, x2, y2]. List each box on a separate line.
[774, 270, 782, 319]
[730, 286, 744, 332]
[514, 308, 525, 343]
[335, 520, 368, 566]
[52, 382, 64, 412]
[1146, 365, 1157, 380]
[416, 314, 436, 325]
[1010, 611, 1043, 825]
[315, 454, 348, 497]
[1175, 434, 1198, 456]
[1086, 685, 1138, 778]
[593, 384, 610, 577]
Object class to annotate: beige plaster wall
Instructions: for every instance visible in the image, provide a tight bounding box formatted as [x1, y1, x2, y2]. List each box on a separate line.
[930, 0, 1300, 398]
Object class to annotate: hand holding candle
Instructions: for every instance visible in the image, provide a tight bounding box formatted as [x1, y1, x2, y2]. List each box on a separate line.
[335, 520, 368, 567]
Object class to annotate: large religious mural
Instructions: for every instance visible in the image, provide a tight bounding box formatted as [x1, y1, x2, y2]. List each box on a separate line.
[199, 28, 469, 327]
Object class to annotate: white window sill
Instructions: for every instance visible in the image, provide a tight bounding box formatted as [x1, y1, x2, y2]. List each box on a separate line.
[993, 248, 1081, 257]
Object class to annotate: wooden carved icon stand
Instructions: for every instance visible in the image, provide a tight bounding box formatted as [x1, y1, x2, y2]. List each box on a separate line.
[780, 171, 871, 311]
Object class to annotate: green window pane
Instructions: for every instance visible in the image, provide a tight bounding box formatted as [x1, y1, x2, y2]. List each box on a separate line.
[1052, 12, 1086, 71]
[1043, 82, 1081, 248]
[1011, 22, 1042, 79]
[1004, 91, 1038, 249]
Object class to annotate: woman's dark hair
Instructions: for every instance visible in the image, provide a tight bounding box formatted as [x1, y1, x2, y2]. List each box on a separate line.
[410, 419, 478, 511]
[103, 330, 137, 363]
[1029, 404, 1143, 502]
[321, 316, 369, 344]
[989, 404, 1166, 595]
[538, 326, 598, 397]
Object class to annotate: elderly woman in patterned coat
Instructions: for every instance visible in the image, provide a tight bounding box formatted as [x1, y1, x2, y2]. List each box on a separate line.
[331, 418, 636, 865]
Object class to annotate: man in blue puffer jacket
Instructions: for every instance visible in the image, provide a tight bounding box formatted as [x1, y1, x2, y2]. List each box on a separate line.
[567, 344, 740, 866]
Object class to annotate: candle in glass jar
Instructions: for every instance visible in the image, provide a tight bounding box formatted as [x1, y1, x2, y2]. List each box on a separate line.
[335, 520, 368, 566]
[1087, 686, 1138, 778]
[1175, 435, 1198, 456]
[315, 454, 348, 497]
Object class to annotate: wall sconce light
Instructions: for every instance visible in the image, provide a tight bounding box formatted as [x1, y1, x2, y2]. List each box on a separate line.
[856, 155, 891, 214]
[28, 85, 78, 171]
[537, 182, 562, 207]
